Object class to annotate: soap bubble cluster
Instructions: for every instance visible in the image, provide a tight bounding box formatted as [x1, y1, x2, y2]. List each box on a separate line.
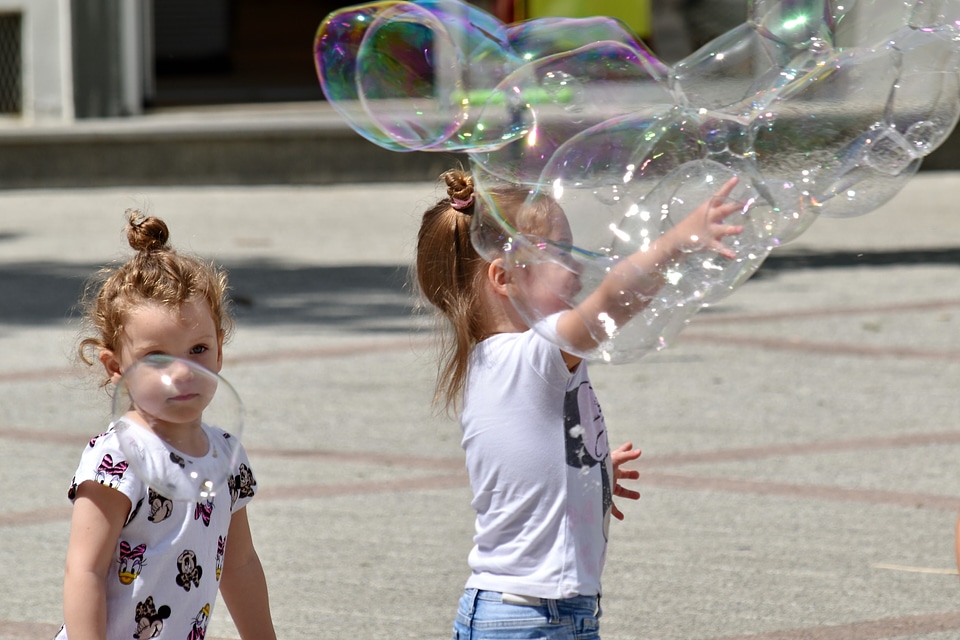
[315, 0, 960, 362]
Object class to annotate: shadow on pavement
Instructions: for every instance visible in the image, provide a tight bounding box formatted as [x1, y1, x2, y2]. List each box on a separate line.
[0, 262, 415, 331]
[760, 247, 960, 271]
[0, 248, 956, 326]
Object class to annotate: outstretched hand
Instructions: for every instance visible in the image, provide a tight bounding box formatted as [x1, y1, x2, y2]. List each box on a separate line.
[557, 177, 747, 355]
[673, 176, 745, 259]
[610, 441, 642, 521]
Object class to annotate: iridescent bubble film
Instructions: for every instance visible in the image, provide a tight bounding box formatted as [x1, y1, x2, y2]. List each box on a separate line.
[315, 0, 960, 362]
[112, 356, 244, 502]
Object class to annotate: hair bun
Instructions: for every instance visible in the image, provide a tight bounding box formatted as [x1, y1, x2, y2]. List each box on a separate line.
[126, 209, 170, 253]
[442, 169, 473, 202]
[442, 169, 475, 211]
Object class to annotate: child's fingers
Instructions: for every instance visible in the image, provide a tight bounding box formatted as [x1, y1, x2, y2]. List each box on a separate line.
[716, 246, 737, 260]
[614, 484, 641, 501]
[611, 442, 642, 466]
[712, 176, 739, 201]
[713, 234, 742, 259]
[707, 199, 745, 223]
[616, 468, 640, 481]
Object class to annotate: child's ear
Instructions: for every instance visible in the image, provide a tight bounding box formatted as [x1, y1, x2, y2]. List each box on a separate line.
[487, 258, 510, 295]
[99, 350, 123, 384]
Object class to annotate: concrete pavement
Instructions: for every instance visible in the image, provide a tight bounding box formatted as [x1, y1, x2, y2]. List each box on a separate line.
[0, 173, 958, 639]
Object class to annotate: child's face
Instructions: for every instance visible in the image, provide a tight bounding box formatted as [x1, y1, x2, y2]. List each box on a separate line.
[510, 205, 583, 317]
[103, 298, 223, 429]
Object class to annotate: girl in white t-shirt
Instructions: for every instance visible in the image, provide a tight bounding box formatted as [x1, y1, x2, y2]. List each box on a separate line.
[415, 169, 743, 639]
[55, 212, 276, 640]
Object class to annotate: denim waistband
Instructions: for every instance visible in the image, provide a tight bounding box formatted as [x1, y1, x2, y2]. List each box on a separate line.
[467, 588, 600, 615]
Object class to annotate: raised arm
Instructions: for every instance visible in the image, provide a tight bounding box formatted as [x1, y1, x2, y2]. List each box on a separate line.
[558, 177, 744, 356]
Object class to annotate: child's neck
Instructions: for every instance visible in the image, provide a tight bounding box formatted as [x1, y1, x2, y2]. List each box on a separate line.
[482, 300, 529, 338]
[477, 275, 529, 338]
[128, 411, 210, 457]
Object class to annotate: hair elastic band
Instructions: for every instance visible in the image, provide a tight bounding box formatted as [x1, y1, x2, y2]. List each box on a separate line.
[450, 194, 475, 212]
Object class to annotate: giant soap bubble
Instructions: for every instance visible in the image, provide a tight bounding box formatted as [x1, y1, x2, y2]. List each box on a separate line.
[112, 355, 245, 502]
[315, 0, 960, 362]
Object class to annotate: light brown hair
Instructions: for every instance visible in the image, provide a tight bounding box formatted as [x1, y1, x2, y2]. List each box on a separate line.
[78, 210, 233, 386]
[415, 169, 555, 412]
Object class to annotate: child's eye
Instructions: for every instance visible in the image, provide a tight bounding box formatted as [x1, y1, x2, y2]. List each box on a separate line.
[190, 345, 208, 355]
[142, 352, 170, 368]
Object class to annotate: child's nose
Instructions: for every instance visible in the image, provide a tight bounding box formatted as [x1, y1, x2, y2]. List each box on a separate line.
[162, 360, 194, 384]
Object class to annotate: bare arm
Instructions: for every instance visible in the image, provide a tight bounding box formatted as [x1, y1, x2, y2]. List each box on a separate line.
[220, 507, 277, 640]
[62, 482, 131, 640]
[955, 513, 960, 578]
[559, 177, 744, 357]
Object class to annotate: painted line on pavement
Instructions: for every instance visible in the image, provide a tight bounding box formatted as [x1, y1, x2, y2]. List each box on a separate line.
[711, 610, 960, 640]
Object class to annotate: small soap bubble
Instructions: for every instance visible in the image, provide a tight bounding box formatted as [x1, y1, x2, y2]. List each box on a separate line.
[112, 356, 244, 502]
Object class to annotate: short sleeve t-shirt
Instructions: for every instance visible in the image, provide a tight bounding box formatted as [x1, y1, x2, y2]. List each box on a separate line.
[459, 315, 613, 600]
[55, 418, 257, 640]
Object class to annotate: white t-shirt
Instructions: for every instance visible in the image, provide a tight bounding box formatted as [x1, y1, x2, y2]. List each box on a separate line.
[55, 418, 256, 640]
[460, 316, 613, 600]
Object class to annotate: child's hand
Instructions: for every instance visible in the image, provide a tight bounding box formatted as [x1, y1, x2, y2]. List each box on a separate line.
[610, 441, 641, 521]
[671, 176, 745, 259]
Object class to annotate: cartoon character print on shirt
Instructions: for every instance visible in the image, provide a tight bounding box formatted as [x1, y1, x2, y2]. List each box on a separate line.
[117, 540, 147, 585]
[215, 535, 226, 581]
[187, 603, 211, 640]
[126, 497, 144, 526]
[227, 463, 256, 509]
[67, 434, 113, 500]
[563, 380, 612, 541]
[147, 488, 174, 523]
[133, 595, 170, 639]
[194, 498, 214, 527]
[175, 549, 203, 591]
[94, 453, 129, 489]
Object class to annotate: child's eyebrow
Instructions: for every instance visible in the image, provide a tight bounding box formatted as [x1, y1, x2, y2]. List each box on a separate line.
[126, 338, 163, 352]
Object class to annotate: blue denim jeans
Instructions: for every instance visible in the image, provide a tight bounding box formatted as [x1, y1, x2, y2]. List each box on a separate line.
[452, 588, 602, 640]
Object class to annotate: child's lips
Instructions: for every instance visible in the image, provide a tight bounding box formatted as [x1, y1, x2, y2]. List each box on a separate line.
[169, 392, 200, 402]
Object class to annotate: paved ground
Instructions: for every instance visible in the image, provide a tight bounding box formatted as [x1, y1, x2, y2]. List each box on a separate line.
[0, 173, 958, 639]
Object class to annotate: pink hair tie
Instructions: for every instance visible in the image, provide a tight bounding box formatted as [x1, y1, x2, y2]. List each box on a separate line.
[450, 194, 475, 212]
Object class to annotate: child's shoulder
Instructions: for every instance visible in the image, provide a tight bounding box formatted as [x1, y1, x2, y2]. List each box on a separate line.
[78, 424, 123, 457]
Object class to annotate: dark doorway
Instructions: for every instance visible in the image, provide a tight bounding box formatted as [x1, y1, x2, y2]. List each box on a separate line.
[151, 0, 345, 106]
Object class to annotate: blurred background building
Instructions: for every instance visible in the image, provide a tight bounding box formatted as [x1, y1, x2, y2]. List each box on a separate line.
[1, 0, 956, 188]
[0, 0, 728, 123]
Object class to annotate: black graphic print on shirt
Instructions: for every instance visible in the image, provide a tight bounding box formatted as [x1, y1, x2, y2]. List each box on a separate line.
[228, 463, 257, 509]
[175, 549, 203, 591]
[148, 489, 173, 523]
[133, 595, 170, 639]
[563, 380, 613, 536]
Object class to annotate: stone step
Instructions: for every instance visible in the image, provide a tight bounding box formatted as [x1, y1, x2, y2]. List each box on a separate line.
[1, 101, 957, 189]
